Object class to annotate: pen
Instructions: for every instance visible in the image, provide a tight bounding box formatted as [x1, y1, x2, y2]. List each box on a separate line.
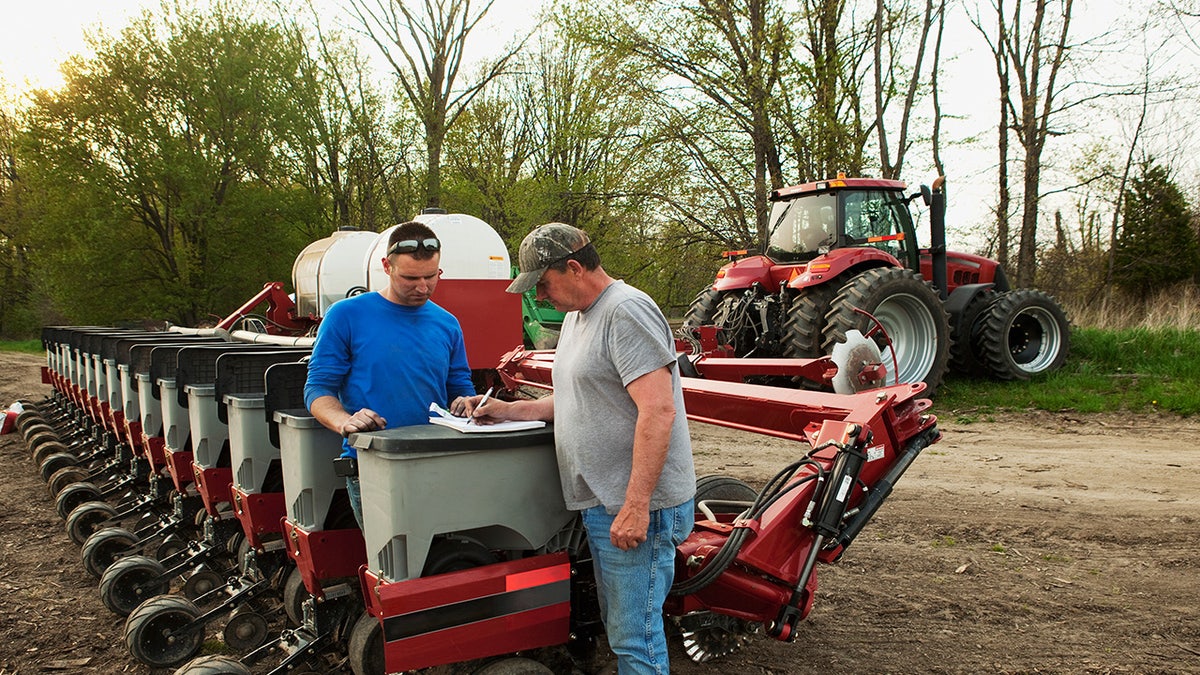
[468, 387, 493, 425]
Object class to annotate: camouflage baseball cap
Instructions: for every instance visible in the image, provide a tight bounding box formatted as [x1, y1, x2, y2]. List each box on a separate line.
[506, 223, 591, 294]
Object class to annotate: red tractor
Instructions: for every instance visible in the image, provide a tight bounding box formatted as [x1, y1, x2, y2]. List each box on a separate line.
[682, 175, 1070, 394]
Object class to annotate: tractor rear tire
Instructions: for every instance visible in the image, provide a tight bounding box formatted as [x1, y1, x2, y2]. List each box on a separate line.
[975, 289, 1070, 380]
[822, 268, 951, 396]
[782, 283, 841, 359]
[682, 288, 722, 328]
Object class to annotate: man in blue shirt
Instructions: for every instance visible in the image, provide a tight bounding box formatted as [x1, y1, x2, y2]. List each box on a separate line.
[304, 221, 476, 528]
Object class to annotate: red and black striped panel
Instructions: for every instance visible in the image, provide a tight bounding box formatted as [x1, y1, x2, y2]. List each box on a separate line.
[368, 552, 572, 672]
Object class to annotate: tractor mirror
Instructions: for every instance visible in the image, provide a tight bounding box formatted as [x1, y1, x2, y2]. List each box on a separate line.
[919, 184, 932, 206]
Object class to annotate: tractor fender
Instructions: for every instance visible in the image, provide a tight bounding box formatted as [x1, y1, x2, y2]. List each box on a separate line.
[785, 248, 902, 292]
[944, 283, 996, 320]
[711, 255, 777, 291]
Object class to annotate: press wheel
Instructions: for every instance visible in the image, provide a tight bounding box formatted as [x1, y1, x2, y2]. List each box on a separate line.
[66, 500, 118, 546]
[124, 594, 204, 668]
[81, 526, 139, 578]
[99, 555, 169, 617]
[222, 609, 269, 652]
[171, 655, 252, 675]
[55, 481, 102, 520]
[347, 610, 385, 675]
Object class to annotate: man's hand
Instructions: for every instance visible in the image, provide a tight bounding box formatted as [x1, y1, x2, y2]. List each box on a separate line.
[340, 408, 385, 438]
[610, 503, 649, 551]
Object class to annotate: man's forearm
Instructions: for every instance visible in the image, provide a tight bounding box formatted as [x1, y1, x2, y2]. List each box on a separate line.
[309, 395, 350, 434]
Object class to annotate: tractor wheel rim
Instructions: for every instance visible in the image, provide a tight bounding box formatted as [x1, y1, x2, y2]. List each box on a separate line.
[1008, 306, 1062, 373]
[876, 293, 939, 385]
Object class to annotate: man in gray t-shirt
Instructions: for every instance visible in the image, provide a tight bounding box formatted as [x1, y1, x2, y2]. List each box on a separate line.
[466, 222, 695, 674]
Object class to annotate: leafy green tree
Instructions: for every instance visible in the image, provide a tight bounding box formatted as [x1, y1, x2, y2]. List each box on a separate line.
[1112, 160, 1200, 296]
[0, 84, 40, 338]
[20, 2, 318, 326]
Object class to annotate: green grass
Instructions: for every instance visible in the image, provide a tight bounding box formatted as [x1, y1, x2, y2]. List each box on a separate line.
[938, 327, 1200, 416]
[5, 326, 1198, 416]
[0, 339, 43, 353]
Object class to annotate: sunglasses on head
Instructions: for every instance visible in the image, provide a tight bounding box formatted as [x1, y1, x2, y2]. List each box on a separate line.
[388, 238, 441, 255]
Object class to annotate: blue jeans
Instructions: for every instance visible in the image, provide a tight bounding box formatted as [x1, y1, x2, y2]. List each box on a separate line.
[582, 500, 694, 675]
[346, 476, 364, 529]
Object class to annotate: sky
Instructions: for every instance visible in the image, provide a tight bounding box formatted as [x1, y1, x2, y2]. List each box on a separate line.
[0, 0, 1175, 254]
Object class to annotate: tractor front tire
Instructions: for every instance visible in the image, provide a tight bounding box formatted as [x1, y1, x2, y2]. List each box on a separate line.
[822, 268, 951, 396]
[975, 289, 1070, 380]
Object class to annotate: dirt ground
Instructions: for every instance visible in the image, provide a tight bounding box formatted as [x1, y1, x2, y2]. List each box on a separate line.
[1, 349, 1197, 675]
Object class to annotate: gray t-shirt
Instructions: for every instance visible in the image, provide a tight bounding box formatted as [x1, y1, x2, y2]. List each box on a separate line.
[552, 280, 696, 513]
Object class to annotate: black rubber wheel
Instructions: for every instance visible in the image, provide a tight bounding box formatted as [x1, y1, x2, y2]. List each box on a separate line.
[124, 594, 204, 668]
[182, 568, 225, 602]
[694, 475, 758, 517]
[421, 538, 498, 576]
[223, 609, 270, 652]
[681, 288, 755, 354]
[66, 500, 119, 546]
[347, 610, 385, 675]
[782, 283, 841, 360]
[99, 555, 169, 617]
[949, 288, 999, 375]
[47, 466, 91, 498]
[16, 410, 48, 434]
[472, 657, 555, 674]
[56, 481, 103, 520]
[282, 566, 309, 627]
[31, 440, 71, 466]
[81, 527, 139, 578]
[156, 535, 189, 562]
[39, 452, 79, 482]
[171, 655, 252, 675]
[681, 288, 723, 328]
[976, 289, 1071, 380]
[25, 429, 63, 454]
[22, 422, 57, 443]
[822, 268, 951, 396]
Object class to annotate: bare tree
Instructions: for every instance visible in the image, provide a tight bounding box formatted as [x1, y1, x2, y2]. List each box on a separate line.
[972, 0, 1080, 285]
[346, 0, 524, 208]
[972, 0, 1012, 269]
[872, 0, 945, 180]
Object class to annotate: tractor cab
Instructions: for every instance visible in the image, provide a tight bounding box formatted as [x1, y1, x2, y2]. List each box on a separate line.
[765, 177, 920, 270]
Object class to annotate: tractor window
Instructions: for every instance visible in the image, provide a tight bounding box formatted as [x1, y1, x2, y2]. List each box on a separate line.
[843, 190, 913, 264]
[766, 193, 837, 262]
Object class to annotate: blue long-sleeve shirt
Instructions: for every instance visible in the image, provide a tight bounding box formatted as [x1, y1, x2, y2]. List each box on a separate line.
[304, 292, 476, 458]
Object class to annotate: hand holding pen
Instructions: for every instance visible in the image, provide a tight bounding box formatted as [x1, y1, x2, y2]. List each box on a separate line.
[466, 387, 493, 425]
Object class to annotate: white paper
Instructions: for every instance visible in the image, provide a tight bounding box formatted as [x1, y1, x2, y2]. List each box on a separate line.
[428, 402, 546, 434]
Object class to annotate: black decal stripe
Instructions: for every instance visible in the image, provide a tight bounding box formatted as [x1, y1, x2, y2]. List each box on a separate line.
[382, 579, 569, 642]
